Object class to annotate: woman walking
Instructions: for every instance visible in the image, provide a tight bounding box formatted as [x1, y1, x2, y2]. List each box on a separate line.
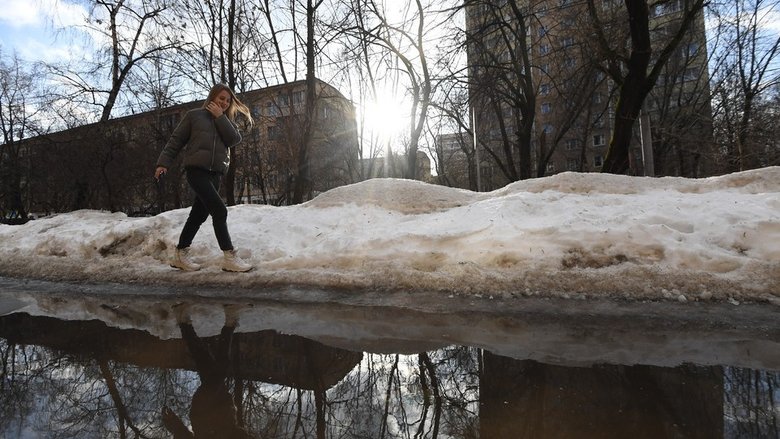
[154, 83, 253, 272]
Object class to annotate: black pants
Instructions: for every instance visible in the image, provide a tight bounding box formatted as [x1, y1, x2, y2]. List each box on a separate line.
[177, 167, 233, 251]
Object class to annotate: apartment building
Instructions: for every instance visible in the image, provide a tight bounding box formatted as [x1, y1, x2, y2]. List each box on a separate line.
[17, 79, 359, 214]
[462, 0, 713, 190]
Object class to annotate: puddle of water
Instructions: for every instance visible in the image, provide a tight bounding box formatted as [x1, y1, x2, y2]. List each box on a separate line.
[0, 278, 778, 438]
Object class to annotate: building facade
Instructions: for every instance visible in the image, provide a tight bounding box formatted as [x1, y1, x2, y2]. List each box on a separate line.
[17, 79, 359, 215]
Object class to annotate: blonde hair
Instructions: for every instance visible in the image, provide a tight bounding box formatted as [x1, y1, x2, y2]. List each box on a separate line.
[204, 83, 254, 126]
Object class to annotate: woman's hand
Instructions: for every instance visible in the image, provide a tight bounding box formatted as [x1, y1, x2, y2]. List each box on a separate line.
[206, 101, 224, 118]
[154, 166, 168, 181]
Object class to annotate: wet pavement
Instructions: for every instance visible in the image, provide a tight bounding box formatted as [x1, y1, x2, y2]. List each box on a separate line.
[0, 276, 778, 438]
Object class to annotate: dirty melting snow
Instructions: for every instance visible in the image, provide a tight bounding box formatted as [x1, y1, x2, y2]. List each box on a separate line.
[1, 168, 779, 303]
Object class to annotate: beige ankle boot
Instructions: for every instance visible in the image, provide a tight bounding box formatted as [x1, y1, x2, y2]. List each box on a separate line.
[222, 249, 252, 272]
[170, 247, 201, 271]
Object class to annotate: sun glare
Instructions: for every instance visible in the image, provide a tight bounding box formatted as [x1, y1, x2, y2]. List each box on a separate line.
[360, 92, 409, 145]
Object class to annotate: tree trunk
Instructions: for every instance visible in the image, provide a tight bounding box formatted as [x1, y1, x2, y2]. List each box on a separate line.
[292, 0, 319, 204]
[225, 0, 238, 206]
[601, 1, 652, 174]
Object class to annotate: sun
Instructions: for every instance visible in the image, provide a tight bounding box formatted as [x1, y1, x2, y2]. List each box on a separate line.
[360, 91, 409, 146]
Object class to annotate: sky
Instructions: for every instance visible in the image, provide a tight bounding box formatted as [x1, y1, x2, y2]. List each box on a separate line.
[0, 0, 86, 62]
[0, 167, 778, 306]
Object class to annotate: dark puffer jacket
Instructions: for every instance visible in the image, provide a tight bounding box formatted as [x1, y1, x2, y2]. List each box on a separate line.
[156, 108, 242, 175]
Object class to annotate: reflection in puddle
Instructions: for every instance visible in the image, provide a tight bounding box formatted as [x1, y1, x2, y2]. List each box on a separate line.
[0, 290, 777, 438]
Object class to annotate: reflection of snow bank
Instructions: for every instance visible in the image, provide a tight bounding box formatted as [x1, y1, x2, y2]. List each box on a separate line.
[5, 280, 778, 371]
[1, 168, 779, 302]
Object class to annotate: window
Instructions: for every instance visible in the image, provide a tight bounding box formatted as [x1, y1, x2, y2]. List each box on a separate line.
[683, 67, 700, 81]
[161, 113, 179, 131]
[564, 57, 576, 68]
[562, 37, 575, 48]
[267, 125, 282, 141]
[541, 102, 552, 114]
[593, 115, 604, 128]
[593, 93, 603, 104]
[539, 83, 551, 95]
[567, 159, 580, 171]
[546, 162, 556, 173]
[602, 0, 618, 8]
[594, 155, 604, 167]
[538, 26, 547, 37]
[683, 43, 699, 57]
[540, 44, 551, 55]
[593, 134, 606, 147]
[266, 102, 280, 117]
[320, 104, 331, 119]
[565, 139, 580, 150]
[652, 0, 682, 17]
[543, 124, 554, 134]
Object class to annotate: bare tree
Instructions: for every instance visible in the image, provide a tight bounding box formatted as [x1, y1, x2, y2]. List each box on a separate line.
[343, 0, 436, 181]
[585, 0, 708, 174]
[292, 0, 326, 204]
[533, 5, 615, 177]
[330, 0, 400, 182]
[709, 0, 780, 172]
[48, 0, 181, 122]
[0, 53, 46, 221]
[464, 0, 537, 185]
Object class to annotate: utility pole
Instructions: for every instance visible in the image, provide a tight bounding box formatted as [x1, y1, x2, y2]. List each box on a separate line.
[639, 109, 655, 177]
[473, 108, 481, 191]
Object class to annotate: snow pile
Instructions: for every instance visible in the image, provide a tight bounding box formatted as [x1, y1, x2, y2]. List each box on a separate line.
[1, 167, 778, 303]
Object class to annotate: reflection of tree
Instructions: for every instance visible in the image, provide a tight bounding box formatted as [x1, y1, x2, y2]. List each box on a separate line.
[724, 367, 779, 438]
[6, 310, 775, 437]
[417, 352, 442, 437]
[318, 347, 480, 438]
[1, 310, 369, 437]
[0, 313, 191, 437]
[0, 341, 42, 435]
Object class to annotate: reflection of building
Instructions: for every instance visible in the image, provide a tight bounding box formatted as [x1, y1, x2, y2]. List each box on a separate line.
[18, 79, 358, 214]
[479, 352, 724, 438]
[465, 1, 713, 189]
[237, 330, 362, 390]
[0, 313, 361, 391]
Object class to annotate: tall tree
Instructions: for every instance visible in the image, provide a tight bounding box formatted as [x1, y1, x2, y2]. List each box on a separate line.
[292, 0, 325, 204]
[49, 0, 181, 122]
[585, 0, 708, 174]
[709, 0, 780, 172]
[335, 0, 438, 182]
[464, 0, 536, 184]
[0, 53, 44, 220]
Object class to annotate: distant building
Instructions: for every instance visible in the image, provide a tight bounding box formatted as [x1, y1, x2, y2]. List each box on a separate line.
[18, 79, 359, 214]
[240, 80, 360, 204]
[360, 150, 432, 183]
[434, 133, 475, 190]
